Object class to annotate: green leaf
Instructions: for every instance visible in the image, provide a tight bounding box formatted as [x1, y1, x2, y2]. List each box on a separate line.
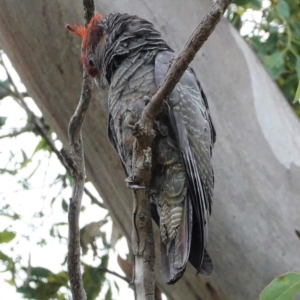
[285, 0, 297, 10]
[276, 0, 290, 19]
[32, 138, 47, 156]
[49, 226, 55, 237]
[233, 0, 250, 6]
[30, 267, 53, 279]
[83, 265, 105, 300]
[290, 21, 300, 38]
[66, 172, 72, 186]
[0, 250, 14, 272]
[281, 74, 298, 102]
[263, 52, 286, 79]
[296, 57, 300, 80]
[20, 149, 32, 169]
[264, 33, 279, 55]
[47, 271, 68, 285]
[105, 286, 113, 300]
[18, 178, 31, 190]
[21, 149, 28, 163]
[5, 278, 15, 285]
[260, 272, 300, 300]
[249, 0, 262, 9]
[100, 254, 109, 268]
[0, 230, 16, 243]
[294, 81, 300, 103]
[265, 52, 285, 68]
[61, 199, 68, 212]
[0, 251, 11, 261]
[26, 161, 41, 180]
[114, 280, 119, 292]
[17, 271, 68, 299]
[0, 116, 7, 127]
[49, 222, 67, 239]
[0, 79, 11, 100]
[37, 238, 47, 247]
[231, 13, 243, 31]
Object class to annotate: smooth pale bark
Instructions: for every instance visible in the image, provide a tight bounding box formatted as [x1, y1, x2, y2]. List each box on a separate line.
[0, 1, 300, 299]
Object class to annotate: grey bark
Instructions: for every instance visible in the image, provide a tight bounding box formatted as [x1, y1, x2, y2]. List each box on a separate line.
[0, 0, 299, 299]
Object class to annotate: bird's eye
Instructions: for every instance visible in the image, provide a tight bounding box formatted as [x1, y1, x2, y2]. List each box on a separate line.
[87, 54, 97, 68]
[88, 59, 95, 67]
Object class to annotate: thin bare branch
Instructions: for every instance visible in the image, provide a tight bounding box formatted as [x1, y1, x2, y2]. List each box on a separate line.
[83, 187, 106, 209]
[0, 55, 53, 147]
[81, 262, 130, 283]
[62, 1, 95, 299]
[0, 51, 104, 210]
[131, 0, 231, 299]
[97, 267, 130, 283]
[144, 0, 232, 121]
[62, 75, 89, 300]
[0, 123, 34, 139]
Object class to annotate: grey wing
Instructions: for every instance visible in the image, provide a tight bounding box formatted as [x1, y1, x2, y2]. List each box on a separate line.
[155, 51, 215, 271]
[108, 114, 129, 176]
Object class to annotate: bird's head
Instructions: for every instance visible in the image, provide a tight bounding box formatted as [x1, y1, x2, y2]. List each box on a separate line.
[67, 13, 171, 86]
[66, 13, 107, 86]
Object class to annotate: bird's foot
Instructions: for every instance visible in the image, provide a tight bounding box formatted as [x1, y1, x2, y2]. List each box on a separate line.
[127, 122, 141, 137]
[125, 175, 145, 190]
[143, 95, 151, 106]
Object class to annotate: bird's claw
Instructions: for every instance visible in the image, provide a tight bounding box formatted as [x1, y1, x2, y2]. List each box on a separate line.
[143, 95, 151, 105]
[127, 122, 141, 137]
[125, 175, 145, 190]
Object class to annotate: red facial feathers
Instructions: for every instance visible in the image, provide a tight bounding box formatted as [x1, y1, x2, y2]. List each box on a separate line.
[66, 13, 103, 70]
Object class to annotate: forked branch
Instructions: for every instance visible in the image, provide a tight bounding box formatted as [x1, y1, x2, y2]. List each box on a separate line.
[61, 1, 95, 299]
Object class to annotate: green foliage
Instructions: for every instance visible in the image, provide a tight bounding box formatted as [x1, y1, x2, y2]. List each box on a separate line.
[260, 272, 300, 300]
[49, 222, 68, 240]
[17, 269, 68, 300]
[0, 116, 7, 127]
[227, 0, 300, 116]
[83, 265, 105, 300]
[0, 78, 11, 100]
[294, 81, 300, 103]
[105, 286, 113, 300]
[61, 198, 68, 212]
[233, 0, 251, 6]
[0, 229, 16, 243]
[0, 62, 115, 299]
[0, 250, 16, 275]
[276, 0, 290, 19]
[82, 255, 112, 300]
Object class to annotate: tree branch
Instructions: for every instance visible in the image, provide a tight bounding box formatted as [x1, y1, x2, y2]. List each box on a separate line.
[144, 0, 231, 121]
[96, 267, 130, 283]
[131, 0, 231, 299]
[81, 261, 130, 283]
[0, 123, 34, 139]
[60, 1, 95, 299]
[83, 187, 106, 209]
[0, 52, 105, 210]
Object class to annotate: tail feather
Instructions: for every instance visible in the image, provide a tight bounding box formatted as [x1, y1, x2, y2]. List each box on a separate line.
[199, 248, 213, 276]
[161, 193, 192, 284]
[160, 195, 213, 284]
[188, 200, 213, 276]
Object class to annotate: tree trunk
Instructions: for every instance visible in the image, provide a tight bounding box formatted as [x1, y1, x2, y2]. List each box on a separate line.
[0, 0, 300, 299]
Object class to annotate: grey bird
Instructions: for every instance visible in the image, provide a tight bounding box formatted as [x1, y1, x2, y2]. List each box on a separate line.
[67, 12, 216, 284]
